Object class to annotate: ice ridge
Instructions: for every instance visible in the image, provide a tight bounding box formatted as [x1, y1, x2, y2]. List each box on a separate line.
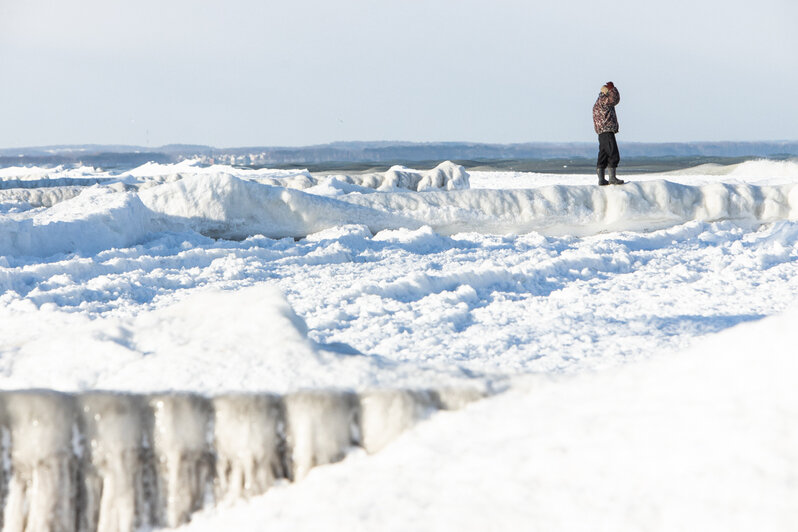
[1, 169, 797, 259]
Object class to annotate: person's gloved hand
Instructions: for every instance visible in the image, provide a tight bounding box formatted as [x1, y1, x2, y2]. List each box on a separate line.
[600, 85, 609, 95]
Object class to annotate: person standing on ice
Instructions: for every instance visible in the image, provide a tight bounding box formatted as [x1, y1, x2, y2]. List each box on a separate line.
[593, 81, 624, 185]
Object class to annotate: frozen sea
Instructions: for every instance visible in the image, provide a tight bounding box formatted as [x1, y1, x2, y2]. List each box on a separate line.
[1, 158, 797, 530]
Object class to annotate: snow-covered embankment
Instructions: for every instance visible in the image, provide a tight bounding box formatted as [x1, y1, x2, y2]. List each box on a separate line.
[2, 164, 798, 257]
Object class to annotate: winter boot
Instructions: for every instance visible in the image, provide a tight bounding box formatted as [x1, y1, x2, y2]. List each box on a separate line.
[608, 167, 624, 185]
[597, 167, 609, 186]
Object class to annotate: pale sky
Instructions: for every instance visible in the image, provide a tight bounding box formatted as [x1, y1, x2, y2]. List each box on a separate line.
[0, 0, 796, 148]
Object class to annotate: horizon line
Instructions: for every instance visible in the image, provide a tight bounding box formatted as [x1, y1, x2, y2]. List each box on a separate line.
[3, 139, 798, 152]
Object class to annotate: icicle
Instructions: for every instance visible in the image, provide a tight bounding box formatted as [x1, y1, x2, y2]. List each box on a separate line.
[358, 390, 438, 454]
[1, 391, 78, 532]
[76, 393, 150, 532]
[148, 394, 213, 528]
[283, 391, 359, 482]
[212, 394, 283, 502]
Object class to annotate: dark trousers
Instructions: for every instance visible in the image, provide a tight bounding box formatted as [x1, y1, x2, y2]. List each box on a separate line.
[597, 132, 620, 169]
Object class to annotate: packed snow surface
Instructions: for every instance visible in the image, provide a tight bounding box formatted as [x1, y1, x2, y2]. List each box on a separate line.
[177, 302, 798, 532]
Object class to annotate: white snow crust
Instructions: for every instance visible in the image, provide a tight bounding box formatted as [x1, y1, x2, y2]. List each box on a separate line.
[0, 285, 469, 393]
[177, 302, 798, 532]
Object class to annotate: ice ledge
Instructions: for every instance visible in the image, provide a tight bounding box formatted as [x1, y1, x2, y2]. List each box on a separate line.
[0, 387, 483, 531]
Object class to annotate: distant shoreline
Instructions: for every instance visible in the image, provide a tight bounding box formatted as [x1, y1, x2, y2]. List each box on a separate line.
[296, 156, 793, 175]
[2, 140, 797, 174]
[1, 155, 794, 175]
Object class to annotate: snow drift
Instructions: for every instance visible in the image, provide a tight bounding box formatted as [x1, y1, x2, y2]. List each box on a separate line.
[118, 160, 470, 192]
[345, 180, 798, 236]
[0, 285, 479, 393]
[2, 172, 797, 258]
[0, 160, 469, 195]
[141, 177, 798, 239]
[327, 162, 470, 192]
[176, 302, 798, 532]
[137, 174, 420, 240]
[0, 187, 156, 257]
[0, 186, 86, 210]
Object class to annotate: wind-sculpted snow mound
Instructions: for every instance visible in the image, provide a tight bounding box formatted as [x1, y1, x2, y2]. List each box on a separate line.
[0, 176, 418, 258]
[141, 161, 469, 193]
[117, 160, 318, 191]
[0, 186, 87, 211]
[138, 174, 420, 239]
[112, 160, 470, 194]
[0, 165, 118, 191]
[326, 161, 470, 192]
[0, 187, 157, 257]
[0, 160, 470, 194]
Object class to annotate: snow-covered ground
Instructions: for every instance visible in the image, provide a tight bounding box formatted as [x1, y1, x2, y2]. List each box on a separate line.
[179, 302, 798, 532]
[1, 159, 797, 529]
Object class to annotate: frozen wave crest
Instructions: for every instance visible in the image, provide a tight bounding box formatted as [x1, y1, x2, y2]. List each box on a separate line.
[140, 176, 798, 239]
[1, 170, 797, 258]
[118, 160, 469, 192]
[138, 174, 421, 240]
[0, 160, 468, 195]
[339, 161, 470, 191]
[345, 180, 798, 236]
[0, 187, 157, 257]
[0, 186, 86, 210]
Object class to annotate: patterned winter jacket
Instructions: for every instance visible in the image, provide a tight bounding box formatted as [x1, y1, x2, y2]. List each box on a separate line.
[592, 87, 620, 134]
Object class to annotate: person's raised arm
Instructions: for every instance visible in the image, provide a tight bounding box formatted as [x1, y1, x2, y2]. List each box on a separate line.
[604, 82, 620, 106]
